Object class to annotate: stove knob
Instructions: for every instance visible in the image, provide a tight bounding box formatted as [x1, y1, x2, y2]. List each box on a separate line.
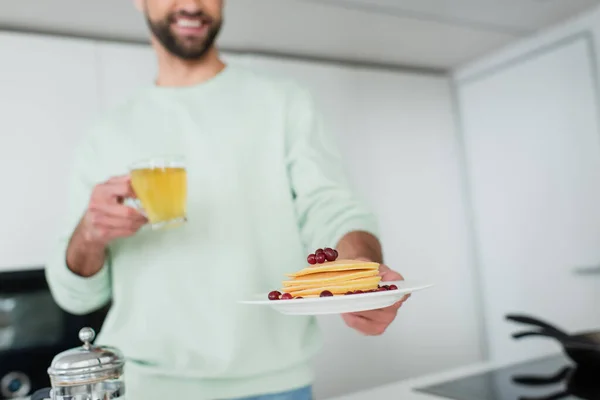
[1, 371, 31, 398]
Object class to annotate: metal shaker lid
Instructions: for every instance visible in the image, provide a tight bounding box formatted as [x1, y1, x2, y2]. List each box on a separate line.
[47, 327, 125, 386]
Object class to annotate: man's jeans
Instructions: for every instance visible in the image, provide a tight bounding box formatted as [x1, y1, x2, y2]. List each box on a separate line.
[230, 386, 313, 400]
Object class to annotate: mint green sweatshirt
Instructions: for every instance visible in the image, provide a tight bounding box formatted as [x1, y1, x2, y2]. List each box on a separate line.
[46, 65, 379, 399]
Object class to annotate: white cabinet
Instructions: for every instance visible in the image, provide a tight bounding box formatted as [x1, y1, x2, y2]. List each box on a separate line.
[0, 33, 99, 271]
[457, 37, 600, 364]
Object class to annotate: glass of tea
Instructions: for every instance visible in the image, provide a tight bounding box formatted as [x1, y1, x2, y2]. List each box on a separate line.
[129, 156, 187, 230]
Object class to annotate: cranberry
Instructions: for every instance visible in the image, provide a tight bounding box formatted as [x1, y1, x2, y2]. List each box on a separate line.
[354, 290, 363, 294]
[268, 290, 281, 300]
[378, 287, 387, 292]
[345, 291, 354, 295]
[281, 293, 293, 300]
[295, 297, 303, 299]
[315, 253, 326, 263]
[388, 284, 398, 290]
[383, 285, 390, 290]
[324, 248, 336, 261]
[333, 249, 339, 258]
[320, 290, 334, 297]
[315, 248, 324, 255]
[307, 254, 316, 265]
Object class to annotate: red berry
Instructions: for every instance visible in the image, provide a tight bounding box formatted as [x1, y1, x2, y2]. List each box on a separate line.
[324, 248, 336, 261]
[378, 287, 387, 292]
[383, 285, 390, 290]
[315, 248, 324, 255]
[354, 290, 363, 294]
[345, 291, 354, 295]
[281, 293, 293, 300]
[333, 249, 339, 259]
[268, 290, 281, 300]
[295, 297, 303, 299]
[388, 284, 398, 290]
[320, 290, 334, 297]
[315, 253, 326, 263]
[307, 254, 316, 265]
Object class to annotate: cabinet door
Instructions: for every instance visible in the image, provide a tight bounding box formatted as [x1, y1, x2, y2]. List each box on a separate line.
[458, 37, 600, 363]
[0, 33, 98, 271]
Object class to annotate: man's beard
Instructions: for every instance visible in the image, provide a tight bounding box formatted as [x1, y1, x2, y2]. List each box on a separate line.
[146, 11, 222, 61]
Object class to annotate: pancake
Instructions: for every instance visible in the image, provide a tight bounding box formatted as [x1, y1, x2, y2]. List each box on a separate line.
[286, 259, 379, 278]
[276, 255, 382, 298]
[283, 276, 382, 297]
[282, 269, 379, 288]
[283, 275, 381, 293]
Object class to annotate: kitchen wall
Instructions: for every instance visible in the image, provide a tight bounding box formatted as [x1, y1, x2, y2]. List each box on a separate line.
[0, 31, 482, 398]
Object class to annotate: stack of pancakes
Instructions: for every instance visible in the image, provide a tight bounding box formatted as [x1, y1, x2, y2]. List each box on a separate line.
[282, 259, 381, 297]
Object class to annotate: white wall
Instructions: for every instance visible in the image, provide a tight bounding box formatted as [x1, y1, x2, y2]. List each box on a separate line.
[0, 32, 483, 399]
[0, 33, 99, 270]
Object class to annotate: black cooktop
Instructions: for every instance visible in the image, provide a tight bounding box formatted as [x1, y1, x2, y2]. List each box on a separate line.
[416, 355, 598, 400]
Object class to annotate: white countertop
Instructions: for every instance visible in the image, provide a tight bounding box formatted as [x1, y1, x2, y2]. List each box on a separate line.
[328, 353, 563, 400]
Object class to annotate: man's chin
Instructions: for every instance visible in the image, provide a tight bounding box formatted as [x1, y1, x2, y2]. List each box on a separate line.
[171, 47, 212, 61]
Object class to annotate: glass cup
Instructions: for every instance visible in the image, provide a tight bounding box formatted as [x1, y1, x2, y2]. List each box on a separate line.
[129, 156, 187, 230]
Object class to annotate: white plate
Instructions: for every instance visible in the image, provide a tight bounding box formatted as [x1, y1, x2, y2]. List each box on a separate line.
[239, 280, 434, 315]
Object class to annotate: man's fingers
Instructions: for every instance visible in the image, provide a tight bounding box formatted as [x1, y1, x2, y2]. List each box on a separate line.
[96, 177, 137, 200]
[105, 182, 137, 199]
[378, 264, 405, 281]
[386, 295, 410, 311]
[89, 213, 147, 230]
[348, 295, 409, 319]
[347, 309, 386, 322]
[346, 306, 399, 324]
[343, 314, 387, 336]
[92, 204, 146, 220]
[381, 271, 404, 282]
[91, 226, 145, 242]
[82, 206, 147, 243]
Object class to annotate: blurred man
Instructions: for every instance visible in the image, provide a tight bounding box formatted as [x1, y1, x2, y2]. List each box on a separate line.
[46, 1, 408, 399]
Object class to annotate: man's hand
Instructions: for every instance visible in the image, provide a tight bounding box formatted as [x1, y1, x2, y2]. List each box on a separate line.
[342, 264, 410, 336]
[80, 175, 147, 245]
[66, 175, 147, 277]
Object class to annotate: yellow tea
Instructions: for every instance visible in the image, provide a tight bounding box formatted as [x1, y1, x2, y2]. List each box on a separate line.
[130, 166, 187, 228]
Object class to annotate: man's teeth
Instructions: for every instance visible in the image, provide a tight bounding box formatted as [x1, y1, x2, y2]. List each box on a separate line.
[177, 19, 202, 28]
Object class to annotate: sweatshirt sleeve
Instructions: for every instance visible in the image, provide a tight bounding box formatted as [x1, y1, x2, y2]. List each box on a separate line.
[285, 84, 380, 253]
[45, 130, 112, 315]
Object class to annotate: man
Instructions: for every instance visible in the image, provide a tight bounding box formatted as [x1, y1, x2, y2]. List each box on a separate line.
[46, 1, 408, 399]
